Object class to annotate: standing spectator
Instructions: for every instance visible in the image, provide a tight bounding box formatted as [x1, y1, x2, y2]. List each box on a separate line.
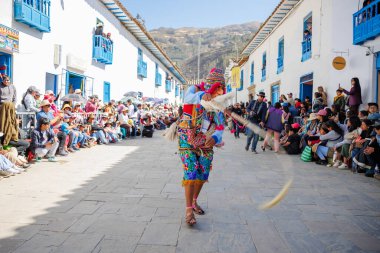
[20, 86, 40, 129]
[231, 103, 243, 138]
[340, 77, 362, 115]
[333, 89, 346, 112]
[304, 96, 311, 111]
[0, 75, 16, 105]
[126, 99, 135, 118]
[85, 96, 98, 113]
[246, 91, 268, 153]
[318, 86, 328, 107]
[262, 102, 284, 152]
[31, 117, 59, 162]
[287, 92, 295, 106]
[279, 94, 287, 103]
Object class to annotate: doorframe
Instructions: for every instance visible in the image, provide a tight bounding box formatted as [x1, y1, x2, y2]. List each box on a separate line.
[65, 70, 86, 95]
[0, 51, 12, 81]
[376, 53, 380, 104]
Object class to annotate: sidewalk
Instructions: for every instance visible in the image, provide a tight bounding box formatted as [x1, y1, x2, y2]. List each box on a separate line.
[0, 132, 379, 253]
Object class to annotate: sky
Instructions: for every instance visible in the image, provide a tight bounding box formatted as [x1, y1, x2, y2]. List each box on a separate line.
[120, 0, 280, 30]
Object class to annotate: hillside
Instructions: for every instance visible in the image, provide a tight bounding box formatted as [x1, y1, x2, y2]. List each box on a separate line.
[150, 21, 260, 80]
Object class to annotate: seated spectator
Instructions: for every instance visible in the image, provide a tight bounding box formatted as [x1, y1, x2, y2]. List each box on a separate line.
[31, 117, 59, 162]
[315, 120, 344, 165]
[0, 154, 23, 176]
[119, 108, 135, 138]
[60, 115, 80, 152]
[312, 92, 324, 113]
[367, 103, 380, 122]
[282, 124, 301, 155]
[359, 110, 368, 120]
[0, 146, 30, 169]
[332, 116, 362, 169]
[104, 122, 120, 143]
[353, 123, 380, 177]
[36, 100, 67, 156]
[86, 114, 108, 144]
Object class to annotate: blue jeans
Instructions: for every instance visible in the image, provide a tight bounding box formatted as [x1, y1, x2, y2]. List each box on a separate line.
[246, 128, 260, 151]
[233, 121, 240, 137]
[316, 145, 329, 160]
[92, 131, 108, 144]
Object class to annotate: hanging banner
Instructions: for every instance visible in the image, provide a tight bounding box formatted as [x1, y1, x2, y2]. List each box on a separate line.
[0, 24, 19, 53]
[231, 66, 241, 89]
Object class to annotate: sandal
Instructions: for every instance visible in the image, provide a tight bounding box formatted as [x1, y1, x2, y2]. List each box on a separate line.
[192, 200, 205, 215]
[185, 207, 196, 225]
[261, 145, 266, 151]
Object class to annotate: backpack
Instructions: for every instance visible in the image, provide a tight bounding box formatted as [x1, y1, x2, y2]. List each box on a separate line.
[301, 146, 312, 162]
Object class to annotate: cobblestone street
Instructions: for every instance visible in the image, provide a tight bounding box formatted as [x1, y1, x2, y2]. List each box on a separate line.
[0, 132, 380, 253]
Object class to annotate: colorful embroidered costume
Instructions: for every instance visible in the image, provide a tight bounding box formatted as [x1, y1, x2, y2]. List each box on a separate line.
[178, 68, 226, 186]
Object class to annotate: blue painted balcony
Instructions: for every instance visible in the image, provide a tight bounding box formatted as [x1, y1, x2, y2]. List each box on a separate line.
[261, 68, 266, 82]
[137, 59, 147, 78]
[155, 72, 162, 86]
[353, 0, 380, 45]
[14, 0, 51, 32]
[175, 85, 179, 97]
[301, 39, 312, 62]
[93, 35, 113, 65]
[165, 80, 172, 92]
[277, 57, 284, 74]
[250, 74, 254, 85]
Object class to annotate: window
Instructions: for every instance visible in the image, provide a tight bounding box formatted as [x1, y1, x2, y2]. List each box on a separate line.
[261, 52, 267, 82]
[277, 38, 284, 74]
[238, 70, 244, 91]
[301, 13, 312, 62]
[250, 62, 254, 85]
[155, 63, 162, 86]
[137, 48, 147, 78]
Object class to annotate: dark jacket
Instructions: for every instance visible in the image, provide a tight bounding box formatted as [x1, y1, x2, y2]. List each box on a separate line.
[247, 100, 267, 124]
[31, 128, 56, 149]
[343, 86, 362, 106]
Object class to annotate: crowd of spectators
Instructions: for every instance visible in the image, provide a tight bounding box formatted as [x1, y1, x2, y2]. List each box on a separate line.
[0, 74, 179, 179]
[228, 77, 380, 179]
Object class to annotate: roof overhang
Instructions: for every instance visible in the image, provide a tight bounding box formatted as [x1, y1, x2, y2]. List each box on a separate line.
[100, 0, 187, 84]
[241, 0, 300, 56]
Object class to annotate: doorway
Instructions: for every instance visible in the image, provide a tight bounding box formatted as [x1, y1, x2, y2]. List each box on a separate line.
[377, 53, 380, 105]
[45, 73, 58, 95]
[0, 52, 12, 80]
[103, 82, 111, 103]
[66, 71, 85, 95]
[300, 73, 314, 102]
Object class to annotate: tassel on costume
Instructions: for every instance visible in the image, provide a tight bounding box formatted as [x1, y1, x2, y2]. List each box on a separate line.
[163, 121, 178, 141]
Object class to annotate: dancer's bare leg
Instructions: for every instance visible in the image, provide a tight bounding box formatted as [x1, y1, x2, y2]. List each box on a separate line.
[184, 184, 196, 225]
[193, 183, 205, 215]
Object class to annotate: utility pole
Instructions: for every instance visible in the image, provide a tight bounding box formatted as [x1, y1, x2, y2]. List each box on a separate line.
[197, 32, 201, 81]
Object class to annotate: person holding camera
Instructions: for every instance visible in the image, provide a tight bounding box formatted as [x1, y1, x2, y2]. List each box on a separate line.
[246, 92, 268, 153]
[31, 117, 59, 162]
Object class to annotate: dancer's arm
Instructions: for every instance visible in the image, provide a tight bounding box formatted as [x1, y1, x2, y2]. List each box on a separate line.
[184, 86, 205, 104]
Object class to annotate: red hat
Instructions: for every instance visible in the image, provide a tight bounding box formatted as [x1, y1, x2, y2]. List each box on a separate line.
[0, 65, 6, 71]
[317, 109, 327, 116]
[291, 123, 301, 129]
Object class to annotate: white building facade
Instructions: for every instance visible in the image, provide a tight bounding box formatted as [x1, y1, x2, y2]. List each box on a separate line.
[236, 0, 380, 106]
[0, 0, 186, 105]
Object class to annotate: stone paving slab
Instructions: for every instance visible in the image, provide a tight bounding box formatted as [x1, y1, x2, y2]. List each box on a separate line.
[0, 132, 379, 252]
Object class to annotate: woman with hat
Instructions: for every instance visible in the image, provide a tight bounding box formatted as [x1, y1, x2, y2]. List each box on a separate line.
[177, 68, 226, 225]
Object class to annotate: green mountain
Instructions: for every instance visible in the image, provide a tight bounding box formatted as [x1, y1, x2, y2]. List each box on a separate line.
[150, 21, 260, 81]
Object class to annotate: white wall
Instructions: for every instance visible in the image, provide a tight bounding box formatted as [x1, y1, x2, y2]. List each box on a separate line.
[0, 0, 182, 104]
[240, 0, 377, 105]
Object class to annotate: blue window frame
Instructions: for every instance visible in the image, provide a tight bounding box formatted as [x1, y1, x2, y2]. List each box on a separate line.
[0, 53, 12, 81]
[175, 85, 179, 97]
[165, 79, 171, 92]
[277, 38, 284, 74]
[14, 0, 51, 32]
[137, 48, 147, 78]
[93, 35, 113, 64]
[261, 52, 267, 82]
[155, 63, 162, 86]
[353, 0, 380, 45]
[238, 70, 244, 91]
[65, 71, 85, 95]
[250, 62, 254, 85]
[103, 82, 111, 103]
[301, 13, 312, 62]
